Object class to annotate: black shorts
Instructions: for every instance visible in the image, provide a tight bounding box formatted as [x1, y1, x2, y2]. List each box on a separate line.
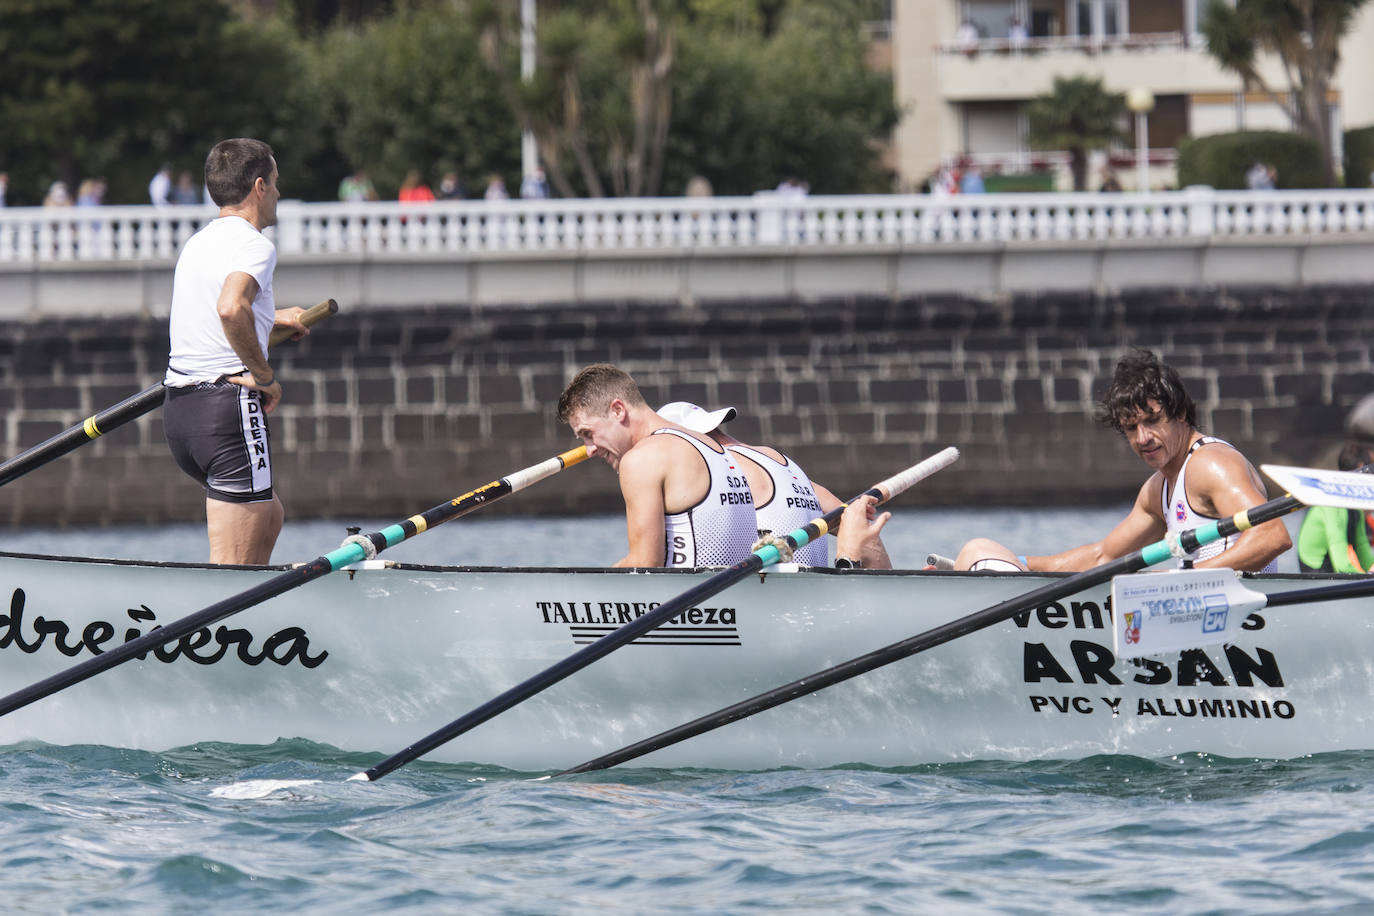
[163, 381, 275, 504]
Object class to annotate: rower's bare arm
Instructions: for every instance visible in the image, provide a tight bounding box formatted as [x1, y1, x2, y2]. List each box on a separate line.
[836, 495, 893, 569]
[615, 446, 667, 568]
[1028, 480, 1164, 572]
[1192, 451, 1292, 572]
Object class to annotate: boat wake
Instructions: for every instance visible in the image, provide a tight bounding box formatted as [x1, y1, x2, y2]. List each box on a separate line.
[210, 778, 321, 799]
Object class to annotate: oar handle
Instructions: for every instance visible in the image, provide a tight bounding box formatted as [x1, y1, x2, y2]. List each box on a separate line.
[869, 446, 960, 503]
[268, 298, 338, 348]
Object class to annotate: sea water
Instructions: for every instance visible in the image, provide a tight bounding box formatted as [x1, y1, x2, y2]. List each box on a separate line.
[2, 509, 1368, 915]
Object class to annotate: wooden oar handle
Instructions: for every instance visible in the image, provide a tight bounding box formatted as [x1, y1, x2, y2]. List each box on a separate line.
[268, 298, 338, 348]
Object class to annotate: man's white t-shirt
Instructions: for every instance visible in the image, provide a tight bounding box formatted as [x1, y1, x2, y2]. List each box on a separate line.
[165, 216, 277, 387]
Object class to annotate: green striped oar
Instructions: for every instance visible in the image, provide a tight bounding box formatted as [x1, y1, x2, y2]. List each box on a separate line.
[557, 466, 1370, 775]
[0, 298, 338, 489]
[352, 446, 961, 782]
[0, 445, 588, 719]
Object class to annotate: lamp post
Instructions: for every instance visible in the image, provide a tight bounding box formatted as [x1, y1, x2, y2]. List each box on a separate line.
[521, 0, 537, 181]
[1126, 87, 1155, 193]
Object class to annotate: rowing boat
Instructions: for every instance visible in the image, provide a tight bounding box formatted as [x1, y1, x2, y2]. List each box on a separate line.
[0, 549, 1368, 769]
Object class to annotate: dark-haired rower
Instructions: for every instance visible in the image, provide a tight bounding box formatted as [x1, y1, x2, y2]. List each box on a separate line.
[954, 348, 1290, 573]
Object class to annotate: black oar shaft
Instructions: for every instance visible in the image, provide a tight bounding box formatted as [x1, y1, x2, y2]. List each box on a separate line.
[0, 386, 164, 487]
[357, 448, 961, 782]
[0, 445, 587, 719]
[1263, 578, 1374, 607]
[0, 298, 338, 489]
[559, 492, 1303, 775]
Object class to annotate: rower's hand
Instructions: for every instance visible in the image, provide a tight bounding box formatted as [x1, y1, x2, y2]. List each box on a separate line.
[228, 373, 283, 414]
[274, 306, 311, 341]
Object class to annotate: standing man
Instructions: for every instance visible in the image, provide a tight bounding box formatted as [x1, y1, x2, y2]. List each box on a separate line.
[163, 138, 309, 565]
[955, 349, 1290, 573]
[558, 365, 757, 568]
[656, 401, 892, 569]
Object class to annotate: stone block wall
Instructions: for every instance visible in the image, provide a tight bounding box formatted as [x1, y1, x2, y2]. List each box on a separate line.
[1, 287, 1370, 527]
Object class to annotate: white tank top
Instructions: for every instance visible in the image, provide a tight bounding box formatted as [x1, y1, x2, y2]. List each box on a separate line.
[654, 428, 758, 568]
[727, 444, 829, 567]
[1162, 436, 1277, 572]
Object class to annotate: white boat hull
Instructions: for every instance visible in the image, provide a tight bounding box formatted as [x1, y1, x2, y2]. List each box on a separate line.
[1, 551, 1369, 769]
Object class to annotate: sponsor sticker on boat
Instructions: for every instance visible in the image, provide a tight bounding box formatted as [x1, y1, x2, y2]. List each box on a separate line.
[1111, 568, 1266, 659]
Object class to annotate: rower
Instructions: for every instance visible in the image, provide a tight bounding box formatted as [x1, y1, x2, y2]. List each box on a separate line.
[955, 348, 1290, 574]
[557, 365, 756, 568]
[657, 401, 893, 569]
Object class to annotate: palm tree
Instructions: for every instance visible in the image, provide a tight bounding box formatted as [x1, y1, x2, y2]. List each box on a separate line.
[1026, 76, 1125, 191]
[1202, 0, 1368, 188]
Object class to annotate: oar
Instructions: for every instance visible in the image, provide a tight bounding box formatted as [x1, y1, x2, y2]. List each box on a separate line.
[0, 446, 589, 719]
[0, 298, 339, 488]
[351, 446, 961, 782]
[556, 463, 1374, 774]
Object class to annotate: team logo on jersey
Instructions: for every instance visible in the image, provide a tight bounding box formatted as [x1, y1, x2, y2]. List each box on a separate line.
[1175, 501, 1187, 522]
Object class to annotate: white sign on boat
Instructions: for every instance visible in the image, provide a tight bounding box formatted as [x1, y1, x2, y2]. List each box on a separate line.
[1111, 568, 1266, 659]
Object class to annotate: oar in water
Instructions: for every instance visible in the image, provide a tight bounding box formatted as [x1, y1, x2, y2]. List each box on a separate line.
[352, 446, 961, 782]
[0, 446, 589, 720]
[0, 298, 338, 488]
[556, 462, 1374, 775]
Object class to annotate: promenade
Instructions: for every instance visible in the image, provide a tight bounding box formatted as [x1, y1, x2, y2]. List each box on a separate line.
[1, 191, 1372, 526]
[3, 188, 1374, 314]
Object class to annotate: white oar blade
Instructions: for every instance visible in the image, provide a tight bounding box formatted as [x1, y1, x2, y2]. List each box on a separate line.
[1111, 568, 1267, 659]
[1262, 465, 1374, 510]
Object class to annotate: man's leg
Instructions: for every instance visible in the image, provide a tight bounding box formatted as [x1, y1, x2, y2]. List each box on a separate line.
[206, 494, 283, 565]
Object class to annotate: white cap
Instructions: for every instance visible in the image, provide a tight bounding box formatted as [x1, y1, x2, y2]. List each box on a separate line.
[658, 401, 737, 434]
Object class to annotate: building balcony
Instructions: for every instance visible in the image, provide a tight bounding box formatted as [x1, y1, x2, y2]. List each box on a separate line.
[935, 33, 1283, 101]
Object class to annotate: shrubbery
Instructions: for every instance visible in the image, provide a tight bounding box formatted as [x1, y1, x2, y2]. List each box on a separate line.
[1176, 131, 1324, 189]
[1344, 126, 1374, 188]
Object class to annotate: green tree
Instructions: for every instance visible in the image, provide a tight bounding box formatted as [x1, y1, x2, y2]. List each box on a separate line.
[1026, 76, 1125, 192]
[1202, 0, 1368, 187]
[0, 0, 301, 204]
[476, 0, 894, 196]
[304, 6, 520, 198]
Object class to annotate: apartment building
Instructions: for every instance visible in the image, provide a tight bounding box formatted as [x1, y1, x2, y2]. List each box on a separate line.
[890, 0, 1374, 190]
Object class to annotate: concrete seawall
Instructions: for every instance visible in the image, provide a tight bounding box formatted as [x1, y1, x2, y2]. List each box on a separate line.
[1, 287, 1369, 527]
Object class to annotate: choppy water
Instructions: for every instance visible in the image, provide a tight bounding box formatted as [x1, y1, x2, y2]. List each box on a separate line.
[2, 509, 1359, 914]
[3, 739, 1372, 914]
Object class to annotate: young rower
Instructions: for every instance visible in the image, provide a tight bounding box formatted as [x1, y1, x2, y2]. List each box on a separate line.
[656, 401, 892, 569]
[557, 365, 757, 568]
[954, 348, 1290, 573]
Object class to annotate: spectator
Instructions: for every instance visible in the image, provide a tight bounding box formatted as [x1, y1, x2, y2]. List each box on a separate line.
[0, 171, 8, 207]
[338, 169, 378, 202]
[437, 171, 466, 200]
[685, 174, 713, 197]
[519, 168, 549, 200]
[398, 169, 435, 203]
[1246, 161, 1276, 191]
[1008, 16, 1028, 51]
[484, 174, 509, 200]
[957, 18, 979, 55]
[960, 166, 986, 194]
[149, 164, 173, 206]
[43, 181, 72, 207]
[1100, 169, 1123, 192]
[171, 170, 202, 205]
[76, 178, 106, 207]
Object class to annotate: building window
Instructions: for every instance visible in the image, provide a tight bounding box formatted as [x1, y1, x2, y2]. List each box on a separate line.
[1070, 0, 1129, 39]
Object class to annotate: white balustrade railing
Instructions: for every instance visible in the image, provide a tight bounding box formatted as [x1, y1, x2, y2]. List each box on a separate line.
[2, 188, 1373, 264]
